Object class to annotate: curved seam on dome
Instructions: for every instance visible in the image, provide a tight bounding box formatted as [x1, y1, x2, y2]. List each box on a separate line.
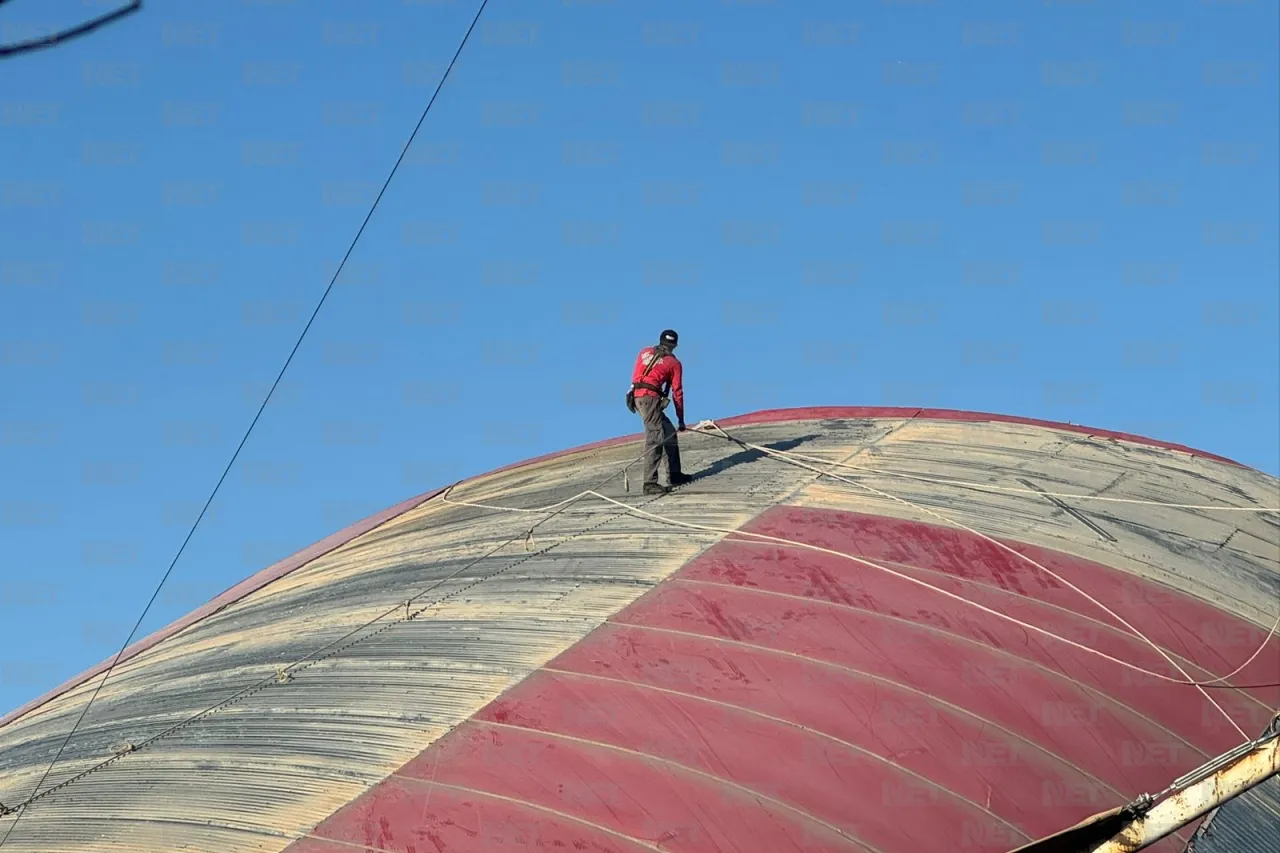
[382, 775, 793, 853]
[612, 621, 1190, 795]
[450, 722, 885, 853]
[539, 665, 1034, 840]
[666, 577, 1214, 758]
[693, 547, 1279, 715]
[541, 647, 1127, 805]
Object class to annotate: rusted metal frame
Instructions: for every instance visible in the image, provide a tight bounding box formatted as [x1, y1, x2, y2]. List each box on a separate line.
[1088, 726, 1279, 852]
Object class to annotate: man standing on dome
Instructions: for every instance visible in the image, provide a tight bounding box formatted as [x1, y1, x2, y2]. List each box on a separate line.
[629, 329, 693, 495]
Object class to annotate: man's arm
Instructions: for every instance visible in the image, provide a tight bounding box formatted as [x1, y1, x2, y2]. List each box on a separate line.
[670, 359, 685, 427]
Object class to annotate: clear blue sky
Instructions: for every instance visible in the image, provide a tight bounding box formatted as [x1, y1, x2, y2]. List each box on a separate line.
[1, 0, 1276, 715]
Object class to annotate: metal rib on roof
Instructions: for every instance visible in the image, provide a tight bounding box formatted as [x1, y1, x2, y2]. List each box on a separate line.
[0, 407, 1275, 853]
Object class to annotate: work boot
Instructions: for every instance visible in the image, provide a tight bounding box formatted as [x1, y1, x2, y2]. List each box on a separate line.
[643, 482, 670, 495]
[670, 473, 694, 487]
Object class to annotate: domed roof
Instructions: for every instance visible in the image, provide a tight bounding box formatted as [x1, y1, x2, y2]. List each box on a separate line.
[1, 407, 1276, 852]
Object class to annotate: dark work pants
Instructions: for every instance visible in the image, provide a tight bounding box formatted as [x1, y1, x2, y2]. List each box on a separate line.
[636, 394, 682, 485]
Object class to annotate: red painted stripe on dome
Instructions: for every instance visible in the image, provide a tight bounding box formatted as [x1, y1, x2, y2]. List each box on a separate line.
[281, 509, 1259, 852]
[471, 671, 1030, 850]
[545, 627, 1119, 831]
[305, 778, 658, 853]
[609, 582, 1205, 797]
[742, 508, 1280, 710]
[396, 718, 871, 853]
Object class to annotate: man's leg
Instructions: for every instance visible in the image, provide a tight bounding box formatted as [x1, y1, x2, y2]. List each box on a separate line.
[657, 411, 694, 486]
[638, 397, 665, 487]
[659, 412, 680, 474]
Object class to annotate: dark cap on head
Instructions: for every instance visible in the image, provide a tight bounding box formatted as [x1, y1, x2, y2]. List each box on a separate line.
[659, 329, 678, 347]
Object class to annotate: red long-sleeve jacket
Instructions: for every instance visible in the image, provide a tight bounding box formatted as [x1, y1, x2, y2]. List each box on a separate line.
[631, 346, 684, 422]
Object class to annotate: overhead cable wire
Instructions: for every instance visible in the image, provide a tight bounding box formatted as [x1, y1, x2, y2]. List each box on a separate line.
[0, 0, 490, 843]
[0, 0, 141, 59]
[0, 440, 677, 814]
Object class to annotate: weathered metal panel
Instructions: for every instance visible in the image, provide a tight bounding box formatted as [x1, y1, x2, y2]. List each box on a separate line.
[0, 410, 1274, 853]
[0, 417, 880, 851]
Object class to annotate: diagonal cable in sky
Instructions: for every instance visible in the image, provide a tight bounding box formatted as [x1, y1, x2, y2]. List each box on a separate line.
[0, 0, 491, 844]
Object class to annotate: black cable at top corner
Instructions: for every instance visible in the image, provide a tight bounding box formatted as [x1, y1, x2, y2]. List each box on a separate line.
[0, 0, 490, 845]
[0, 1, 142, 59]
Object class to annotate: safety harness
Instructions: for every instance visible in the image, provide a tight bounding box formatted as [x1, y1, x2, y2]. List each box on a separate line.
[625, 346, 670, 413]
